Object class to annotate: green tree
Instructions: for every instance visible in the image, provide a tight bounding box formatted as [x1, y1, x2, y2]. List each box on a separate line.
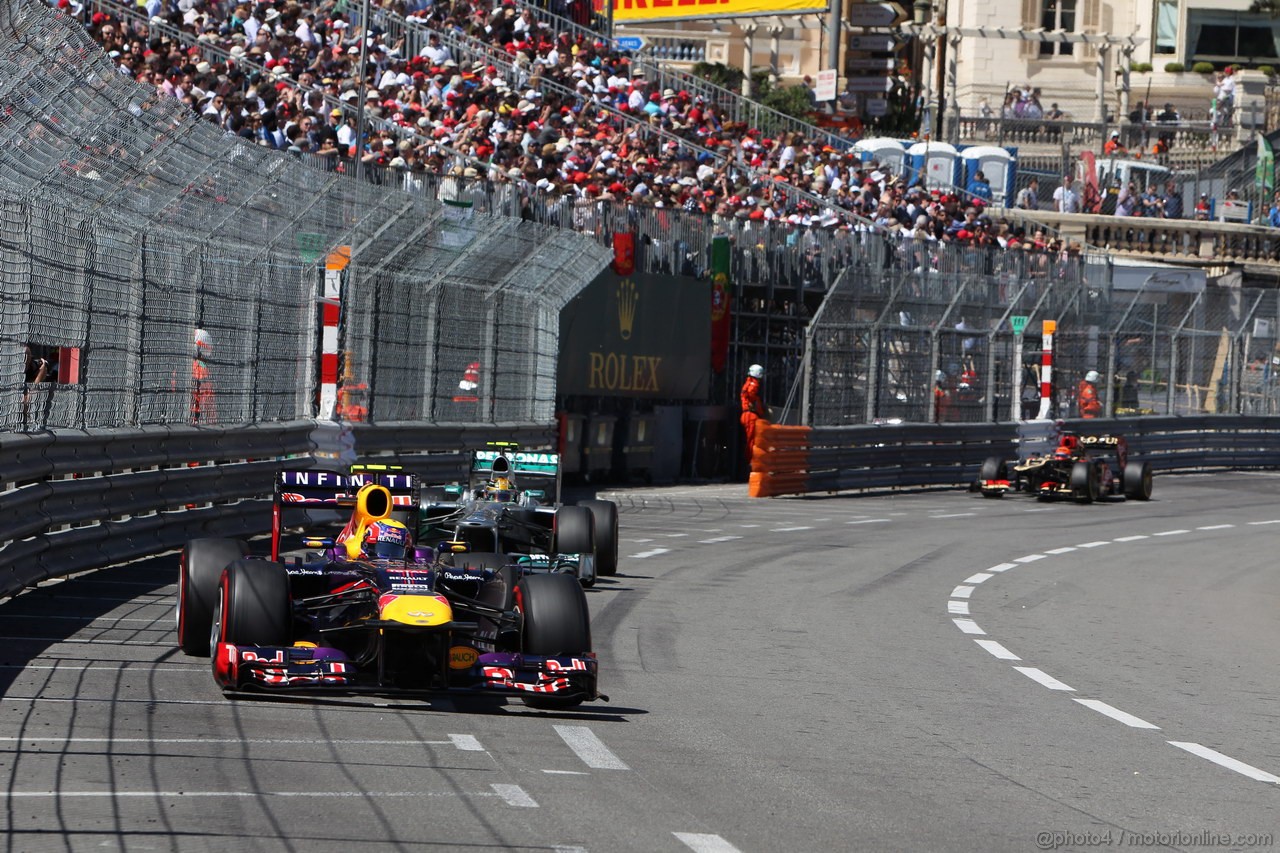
[690, 62, 744, 91]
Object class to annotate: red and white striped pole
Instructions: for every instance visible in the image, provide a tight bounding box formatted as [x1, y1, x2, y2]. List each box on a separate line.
[319, 247, 350, 419]
[1037, 319, 1056, 420]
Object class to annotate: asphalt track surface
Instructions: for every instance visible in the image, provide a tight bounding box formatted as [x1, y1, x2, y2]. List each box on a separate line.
[1, 473, 1279, 852]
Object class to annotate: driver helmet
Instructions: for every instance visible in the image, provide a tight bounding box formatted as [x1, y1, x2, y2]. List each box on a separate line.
[362, 518, 411, 560]
[1054, 445, 1073, 460]
[748, 364, 764, 379]
[486, 476, 515, 503]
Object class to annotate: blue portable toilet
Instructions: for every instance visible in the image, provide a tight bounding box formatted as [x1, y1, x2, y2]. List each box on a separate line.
[906, 141, 961, 192]
[960, 145, 1017, 206]
[853, 138, 909, 179]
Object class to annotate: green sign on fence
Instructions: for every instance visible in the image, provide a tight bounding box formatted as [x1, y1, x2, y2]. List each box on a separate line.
[1011, 315, 1029, 335]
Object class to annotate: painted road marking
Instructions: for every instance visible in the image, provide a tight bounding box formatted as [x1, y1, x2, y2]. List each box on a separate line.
[988, 563, 1017, 573]
[632, 549, 671, 559]
[1153, 529, 1190, 536]
[974, 640, 1020, 661]
[845, 519, 890, 525]
[542, 770, 589, 776]
[964, 573, 993, 584]
[950, 585, 974, 599]
[674, 833, 744, 853]
[1113, 535, 1148, 542]
[491, 784, 538, 807]
[664, 533, 689, 538]
[947, 601, 969, 615]
[1044, 547, 1077, 555]
[931, 513, 975, 519]
[770, 526, 813, 532]
[554, 725, 630, 770]
[1078, 541, 1110, 548]
[630, 538, 654, 544]
[1197, 524, 1235, 530]
[1072, 699, 1160, 730]
[952, 619, 985, 635]
[1168, 742, 1280, 784]
[699, 536, 742, 544]
[449, 734, 485, 751]
[0, 737, 457, 746]
[1014, 667, 1074, 691]
[738, 524, 761, 528]
[1246, 520, 1280, 526]
[1014, 554, 1046, 563]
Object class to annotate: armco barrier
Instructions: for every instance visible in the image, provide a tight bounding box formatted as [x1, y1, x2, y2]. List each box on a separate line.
[0, 420, 555, 601]
[747, 416, 1280, 497]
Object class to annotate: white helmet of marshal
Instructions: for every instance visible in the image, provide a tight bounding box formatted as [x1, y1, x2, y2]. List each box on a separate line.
[748, 364, 764, 379]
[1084, 370, 1100, 383]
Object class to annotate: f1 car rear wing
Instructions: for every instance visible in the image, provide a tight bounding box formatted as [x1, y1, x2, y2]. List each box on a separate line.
[469, 442, 562, 503]
[272, 465, 419, 560]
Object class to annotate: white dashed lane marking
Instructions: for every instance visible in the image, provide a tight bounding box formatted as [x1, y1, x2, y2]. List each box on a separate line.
[1013, 667, 1074, 691]
[930, 513, 975, 519]
[553, 725, 630, 770]
[1197, 524, 1235, 530]
[631, 549, 671, 559]
[1113, 535, 1148, 542]
[1014, 554, 1046, 564]
[674, 833, 744, 853]
[1044, 547, 1077, 555]
[988, 563, 1017, 573]
[1246, 520, 1280, 526]
[947, 601, 969, 615]
[964, 573, 993, 584]
[449, 734, 484, 752]
[950, 585, 974, 599]
[1078, 541, 1110, 548]
[952, 619, 985, 635]
[770, 526, 813, 532]
[698, 536, 742, 544]
[975, 640, 1020, 661]
[1153, 529, 1190, 536]
[491, 784, 538, 808]
[1073, 699, 1160, 730]
[1168, 742, 1280, 784]
[845, 519, 891, 525]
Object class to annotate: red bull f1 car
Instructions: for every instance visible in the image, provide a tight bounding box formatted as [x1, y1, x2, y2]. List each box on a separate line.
[977, 430, 1153, 503]
[176, 466, 603, 708]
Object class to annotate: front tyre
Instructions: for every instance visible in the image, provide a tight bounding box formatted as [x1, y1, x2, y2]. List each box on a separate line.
[1070, 461, 1098, 504]
[551, 506, 594, 557]
[1123, 460, 1153, 500]
[214, 559, 292, 649]
[516, 573, 592, 709]
[178, 538, 248, 656]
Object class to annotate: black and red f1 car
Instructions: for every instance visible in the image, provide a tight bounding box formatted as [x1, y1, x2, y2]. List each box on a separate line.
[977, 431, 1153, 503]
[176, 467, 602, 708]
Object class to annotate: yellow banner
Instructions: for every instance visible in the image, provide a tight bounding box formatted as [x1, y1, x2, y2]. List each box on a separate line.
[607, 0, 827, 24]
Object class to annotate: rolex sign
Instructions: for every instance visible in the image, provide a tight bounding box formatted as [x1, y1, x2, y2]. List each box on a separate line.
[558, 269, 710, 400]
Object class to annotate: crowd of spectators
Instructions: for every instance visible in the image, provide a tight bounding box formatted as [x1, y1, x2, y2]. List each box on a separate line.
[62, 0, 1088, 246]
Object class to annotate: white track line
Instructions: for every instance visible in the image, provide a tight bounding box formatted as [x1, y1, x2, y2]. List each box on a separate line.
[698, 536, 742, 544]
[974, 640, 1020, 661]
[553, 725, 630, 770]
[947, 601, 969, 615]
[1153, 529, 1189, 536]
[1014, 554, 1046, 563]
[1197, 524, 1235, 530]
[950, 585, 974, 599]
[931, 513, 975, 519]
[1246, 520, 1280, 525]
[1072, 699, 1160, 729]
[491, 784, 538, 807]
[987, 563, 1018, 573]
[674, 833, 744, 853]
[631, 549, 670, 559]
[1167, 742, 1280, 784]
[770, 526, 813, 532]
[449, 734, 485, 751]
[1077, 541, 1110, 548]
[964, 573, 994, 584]
[1044, 547, 1077, 555]
[845, 519, 890, 525]
[1013, 667, 1075, 691]
[1113, 535, 1148, 542]
[952, 619, 985, 635]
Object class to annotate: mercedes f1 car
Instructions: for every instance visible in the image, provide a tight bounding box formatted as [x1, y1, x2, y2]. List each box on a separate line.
[419, 443, 619, 587]
[977, 430, 1153, 503]
[176, 466, 602, 708]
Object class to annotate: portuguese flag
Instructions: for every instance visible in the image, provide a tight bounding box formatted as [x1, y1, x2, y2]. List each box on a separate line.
[710, 235, 731, 373]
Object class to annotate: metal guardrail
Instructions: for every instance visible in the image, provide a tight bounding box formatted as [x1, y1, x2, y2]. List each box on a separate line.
[0, 421, 555, 601]
[750, 416, 1280, 497]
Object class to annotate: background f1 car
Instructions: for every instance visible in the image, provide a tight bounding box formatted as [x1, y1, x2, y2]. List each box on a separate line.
[175, 466, 603, 708]
[418, 443, 619, 588]
[977, 428, 1153, 504]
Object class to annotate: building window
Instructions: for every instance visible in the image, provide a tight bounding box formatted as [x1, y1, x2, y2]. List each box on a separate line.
[1039, 0, 1077, 57]
[1188, 9, 1280, 65]
[1154, 0, 1177, 55]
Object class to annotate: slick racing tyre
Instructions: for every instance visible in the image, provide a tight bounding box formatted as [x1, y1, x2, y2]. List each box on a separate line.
[977, 457, 1007, 498]
[578, 499, 619, 576]
[1070, 461, 1098, 504]
[516, 573, 592, 709]
[1123, 460, 1153, 500]
[551, 505, 594, 557]
[178, 538, 249, 657]
[212, 559, 292, 653]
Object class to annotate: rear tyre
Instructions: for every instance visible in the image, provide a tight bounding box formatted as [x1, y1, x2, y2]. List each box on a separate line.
[977, 456, 1006, 498]
[215, 559, 292, 649]
[551, 506, 594, 556]
[178, 538, 248, 656]
[1123, 460, 1153, 500]
[578, 499, 619, 576]
[517, 574, 592, 709]
[1070, 461, 1098, 504]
